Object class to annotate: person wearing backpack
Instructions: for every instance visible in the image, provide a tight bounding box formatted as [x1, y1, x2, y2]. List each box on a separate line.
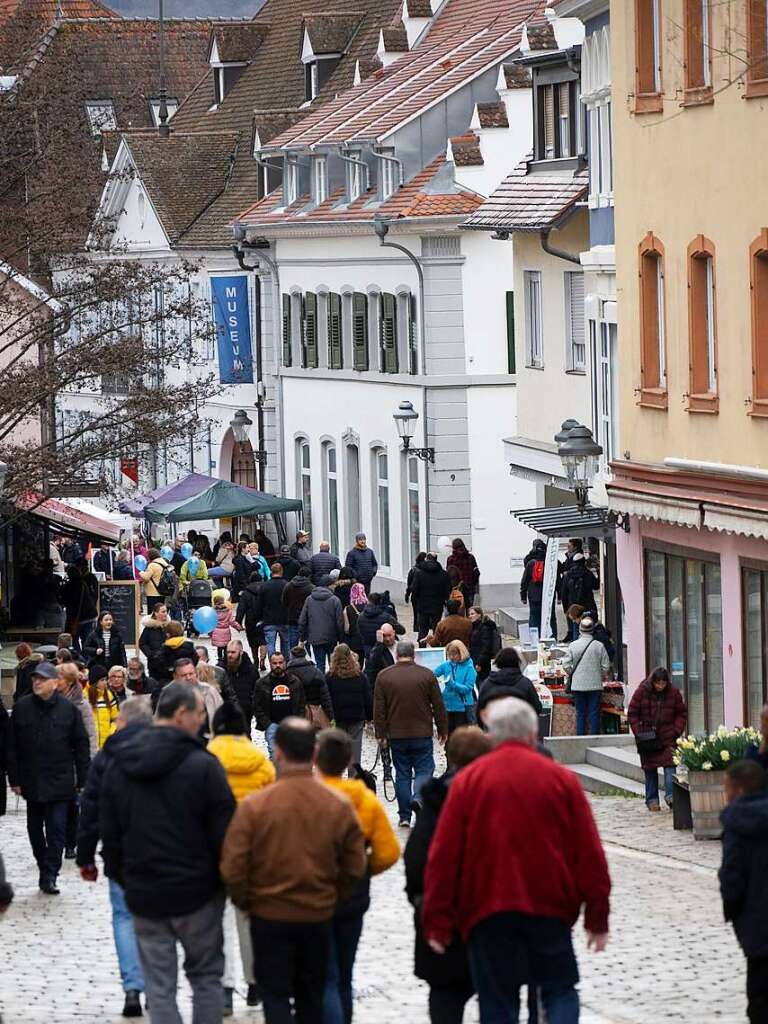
[520, 539, 547, 632]
[561, 617, 611, 736]
[139, 549, 175, 614]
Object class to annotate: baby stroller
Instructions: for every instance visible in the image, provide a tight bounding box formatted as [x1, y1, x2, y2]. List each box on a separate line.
[183, 579, 213, 637]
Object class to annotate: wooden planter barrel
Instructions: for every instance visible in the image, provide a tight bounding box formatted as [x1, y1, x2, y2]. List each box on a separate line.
[688, 770, 727, 840]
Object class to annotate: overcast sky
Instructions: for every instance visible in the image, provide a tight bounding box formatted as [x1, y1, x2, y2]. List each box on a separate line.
[108, 0, 263, 16]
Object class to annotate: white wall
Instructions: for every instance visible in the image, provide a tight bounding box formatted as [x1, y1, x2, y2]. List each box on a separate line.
[461, 230, 512, 375]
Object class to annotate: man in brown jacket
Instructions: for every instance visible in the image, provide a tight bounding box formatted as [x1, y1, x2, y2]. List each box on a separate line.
[374, 640, 448, 828]
[428, 599, 472, 648]
[220, 717, 366, 1024]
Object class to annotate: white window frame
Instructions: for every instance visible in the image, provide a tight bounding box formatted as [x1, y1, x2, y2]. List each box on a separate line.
[652, 0, 662, 93]
[558, 82, 571, 157]
[373, 448, 391, 569]
[705, 255, 717, 392]
[310, 62, 320, 99]
[311, 155, 328, 204]
[379, 153, 397, 200]
[297, 438, 312, 537]
[406, 454, 421, 566]
[564, 271, 586, 372]
[347, 150, 364, 202]
[85, 100, 116, 136]
[523, 270, 544, 368]
[284, 158, 299, 206]
[325, 443, 339, 555]
[702, 0, 712, 88]
[656, 257, 666, 387]
[598, 320, 618, 464]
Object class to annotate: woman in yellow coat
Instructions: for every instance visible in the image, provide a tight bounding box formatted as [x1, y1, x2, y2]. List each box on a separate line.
[86, 666, 119, 749]
[208, 702, 275, 1012]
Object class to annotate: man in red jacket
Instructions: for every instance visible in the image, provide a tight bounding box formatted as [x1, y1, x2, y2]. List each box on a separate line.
[422, 696, 611, 1023]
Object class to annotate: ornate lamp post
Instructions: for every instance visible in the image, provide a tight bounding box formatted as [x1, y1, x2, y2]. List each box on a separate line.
[393, 400, 434, 463]
[555, 420, 603, 511]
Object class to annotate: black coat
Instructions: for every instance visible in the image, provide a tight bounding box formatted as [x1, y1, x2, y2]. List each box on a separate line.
[61, 572, 99, 622]
[356, 605, 404, 651]
[469, 617, 498, 678]
[99, 726, 236, 918]
[476, 667, 542, 717]
[138, 618, 166, 675]
[287, 657, 334, 718]
[326, 673, 372, 724]
[156, 640, 199, 684]
[275, 554, 301, 581]
[84, 625, 128, 671]
[0, 697, 8, 817]
[309, 551, 342, 584]
[232, 554, 254, 595]
[560, 558, 599, 613]
[342, 603, 365, 658]
[6, 691, 90, 802]
[281, 576, 314, 625]
[224, 652, 258, 721]
[14, 654, 44, 704]
[76, 723, 150, 866]
[520, 554, 545, 604]
[411, 560, 451, 617]
[252, 578, 289, 626]
[720, 793, 768, 957]
[254, 671, 306, 731]
[404, 772, 473, 988]
[236, 582, 263, 634]
[365, 643, 395, 690]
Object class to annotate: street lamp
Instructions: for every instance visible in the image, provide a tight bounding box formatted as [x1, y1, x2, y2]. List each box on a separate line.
[229, 410, 268, 465]
[393, 400, 434, 463]
[555, 420, 603, 511]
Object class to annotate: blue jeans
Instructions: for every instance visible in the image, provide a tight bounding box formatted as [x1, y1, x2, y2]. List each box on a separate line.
[574, 690, 601, 736]
[312, 643, 332, 673]
[568, 619, 580, 641]
[390, 737, 435, 822]
[645, 766, 675, 807]
[26, 800, 68, 883]
[287, 626, 301, 651]
[109, 879, 145, 992]
[265, 722, 279, 761]
[322, 913, 365, 1024]
[264, 624, 290, 658]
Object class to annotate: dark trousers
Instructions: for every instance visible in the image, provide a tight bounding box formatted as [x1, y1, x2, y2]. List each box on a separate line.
[65, 796, 79, 850]
[323, 912, 365, 1024]
[417, 611, 441, 645]
[447, 711, 470, 735]
[312, 644, 332, 673]
[574, 690, 601, 736]
[250, 916, 331, 1024]
[428, 982, 474, 1024]
[747, 956, 768, 1024]
[26, 799, 68, 883]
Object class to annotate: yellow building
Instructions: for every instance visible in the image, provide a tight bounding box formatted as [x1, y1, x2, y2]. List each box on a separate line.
[608, 0, 768, 730]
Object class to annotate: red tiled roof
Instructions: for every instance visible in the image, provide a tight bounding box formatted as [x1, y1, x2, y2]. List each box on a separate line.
[449, 131, 483, 166]
[463, 158, 588, 232]
[476, 99, 508, 128]
[261, 0, 546, 150]
[236, 152, 483, 231]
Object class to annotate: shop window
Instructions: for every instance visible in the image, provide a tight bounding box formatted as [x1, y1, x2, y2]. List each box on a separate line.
[379, 293, 398, 373]
[352, 292, 368, 371]
[747, 0, 768, 97]
[743, 566, 768, 728]
[687, 235, 718, 412]
[565, 271, 586, 372]
[638, 232, 667, 407]
[327, 292, 343, 369]
[524, 270, 543, 368]
[750, 229, 768, 414]
[683, 0, 712, 101]
[302, 292, 318, 368]
[634, 0, 663, 112]
[645, 547, 724, 732]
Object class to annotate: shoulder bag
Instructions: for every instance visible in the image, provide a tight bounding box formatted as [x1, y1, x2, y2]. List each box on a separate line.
[634, 696, 665, 755]
[565, 638, 594, 693]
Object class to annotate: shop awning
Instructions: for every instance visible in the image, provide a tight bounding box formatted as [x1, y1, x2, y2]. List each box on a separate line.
[16, 492, 122, 543]
[511, 504, 619, 540]
[144, 477, 303, 524]
[118, 473, 216, 516]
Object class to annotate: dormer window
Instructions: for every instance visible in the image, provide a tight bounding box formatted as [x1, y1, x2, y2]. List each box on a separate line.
[537, 81, 577, 160]
[378, 149, 398, 200]
[284, 158, 299, 206]
[311, 156, 328, 204]
[346, 149, 364, 202]
[301, 16, 355, 102]
[149, 98, 179, 127]
[85, 100, 116, 136]
[525, 49, 582, 171]
[208, 36, 247, 108]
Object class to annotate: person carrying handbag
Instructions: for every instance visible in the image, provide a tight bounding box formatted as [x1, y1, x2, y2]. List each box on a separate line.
[561, 617, 611, 736]
[628, 667, 687, 811]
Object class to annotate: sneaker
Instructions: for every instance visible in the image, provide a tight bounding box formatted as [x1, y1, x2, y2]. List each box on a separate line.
[647, 803, 661, 813]
[64, 847, 77, 860]
[665, 796, 674, 809]
[223, 988, 233, 1017]
[122, 991, 143, 1018]
[247, 984, 261, 1007]
[398, 818, 411, 828]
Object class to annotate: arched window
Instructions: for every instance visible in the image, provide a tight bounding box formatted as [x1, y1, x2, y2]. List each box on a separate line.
[406, 454, 421, 565]
[324, 442, 339, 554]
[296, 438, 312, 536]
[345, 441, 361, 547]
[372, 447, 391, 567]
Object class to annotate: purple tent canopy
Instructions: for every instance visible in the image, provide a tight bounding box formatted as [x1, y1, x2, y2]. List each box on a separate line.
[117, 473, 218, 517]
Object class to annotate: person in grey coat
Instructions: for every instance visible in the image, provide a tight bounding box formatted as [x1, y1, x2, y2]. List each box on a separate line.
[309, 541, 342, 585]
[561, 617, 611, 737]
[298, 587, 344, 673]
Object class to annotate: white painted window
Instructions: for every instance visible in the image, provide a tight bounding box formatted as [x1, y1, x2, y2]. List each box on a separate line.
[558, 82, 571, 157]
[702, 0, 712, 88]
[379, 152, 397, 200]
[705, 255, 716, 392]
[85, 100, 116, 136]
[284, 159, 299, 205]
[298, 439, 312, 537]
[312, 156, 328, 204]
[565, 271, 586, 372]
[325, 444, 339, 554]
[652, 0, 662, 92]
[407, 455, 421, 565]
[524, 270, 543, 368]
[656, 258, 666, 386]
[347, 150, 364, 202]
[373, 448, 391, 567]
[598, 321, 618, 463]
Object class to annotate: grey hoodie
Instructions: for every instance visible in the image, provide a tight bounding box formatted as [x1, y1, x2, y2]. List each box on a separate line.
[298, 587, 344, 646]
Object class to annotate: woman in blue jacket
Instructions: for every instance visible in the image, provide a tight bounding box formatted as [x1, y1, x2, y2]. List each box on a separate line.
[433, 640, 477, 734]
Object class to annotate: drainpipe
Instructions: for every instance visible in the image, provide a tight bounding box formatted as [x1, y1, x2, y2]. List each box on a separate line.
[373, 218, 431, 549]
[540, 227, 581, 265]
[374, 149, 405, 188]
[338, 149, 371, 191]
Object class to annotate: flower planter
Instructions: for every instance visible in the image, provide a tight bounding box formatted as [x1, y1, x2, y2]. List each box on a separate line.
[688, 770, 727, 840]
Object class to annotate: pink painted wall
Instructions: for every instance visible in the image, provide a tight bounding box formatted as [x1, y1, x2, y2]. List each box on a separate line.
[617, 520, 768, 727]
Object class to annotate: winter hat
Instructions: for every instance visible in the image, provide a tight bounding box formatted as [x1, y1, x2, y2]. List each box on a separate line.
[350, 583, 368, 607]
[212, 702, 247, 736]
[579, 617, 595, 634]
[329, 568, 341, 581]
[88, 664, 108, 685]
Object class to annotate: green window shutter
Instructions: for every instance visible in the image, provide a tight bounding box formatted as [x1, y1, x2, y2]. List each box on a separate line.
[328, 292, 342, 369]
[505, 290, 516, 374]
[380, 292, 398, 373]
[304, 291, 318, 368]
[408, 293, 418, 374]
[282, 293, 292, 366]
[352, 292, 368, 371]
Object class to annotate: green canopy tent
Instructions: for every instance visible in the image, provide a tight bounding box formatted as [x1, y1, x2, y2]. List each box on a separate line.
[143, 477, 302, 527]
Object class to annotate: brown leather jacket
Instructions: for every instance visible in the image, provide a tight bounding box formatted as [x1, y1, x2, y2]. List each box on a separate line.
[373, 660, 448, 740]
[220, 765, 366, 921]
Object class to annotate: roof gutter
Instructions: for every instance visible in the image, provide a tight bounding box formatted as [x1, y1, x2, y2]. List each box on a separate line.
[539, 226, 580, 265]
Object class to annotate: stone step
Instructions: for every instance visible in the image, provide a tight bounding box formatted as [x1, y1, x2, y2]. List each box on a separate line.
[545, 732, 636, 765]
[586, 745, 650, 784]
[568, 762, 646, 798]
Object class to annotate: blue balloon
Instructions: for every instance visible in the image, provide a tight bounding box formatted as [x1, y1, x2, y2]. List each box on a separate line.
[134, 554, 148, 571]
[181, 542, 193, 558]
[186, 557, 201, 577]
[193, 605, 218, 634]
[160, 545, 174, 560]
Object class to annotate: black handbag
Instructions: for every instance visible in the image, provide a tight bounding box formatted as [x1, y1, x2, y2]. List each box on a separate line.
[635, 700, 664, 754]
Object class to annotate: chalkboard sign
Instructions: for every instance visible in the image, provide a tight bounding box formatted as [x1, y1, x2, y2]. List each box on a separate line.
[98, 581, 140, 648]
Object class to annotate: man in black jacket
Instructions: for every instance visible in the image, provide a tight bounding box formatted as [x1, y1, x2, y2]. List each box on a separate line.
[365, 622, 397, 691]
[254, 653, 307, 759]
[223, 641, 258, 733]
[476, 648, 542, 722]
[287, 646, 334, 723]
[77, 698, 153, 1018]
[309, 541, 342, 585]
[253, 562, 289, 657]
[282, 567, 314, 649]
[6, 660, 90, 894]
[275, 544, 301, 581]
[411, 554, 451, 644]
[100, 683, 236, 1024]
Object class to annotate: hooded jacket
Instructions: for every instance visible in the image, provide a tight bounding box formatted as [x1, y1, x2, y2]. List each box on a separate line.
[223, 652, 258, 721]
[287, 655, 334, 719]
[560, 555, 599, 613]
[476, 667, 543, 718]
[236, 581, 263, 634]
[356, 604, 404, 651]
[446, 545, 480, 590]
[344, 545, 378, 585]
[298, 587, 344, 646]
[99, 726, 236, 918]
[520, 540, 547, 604]
[433, 658, 478, 713]
[157, 637, 199, 684]
[411, 559, 451, 617]
[138, 615, 167, 674]
[281, 575, 315, 625]
[207, 734, 275, 803]
[720, 793, 768, 957]
[627, 678, 687, 770]
[469, 616, 499, 678]
[275, 553, 301, 581]
[6, 691, 91, 802]
[83, 624, 127, 671]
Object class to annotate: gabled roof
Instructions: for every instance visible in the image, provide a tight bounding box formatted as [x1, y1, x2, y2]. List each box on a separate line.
[449, 131, 483, 166]
[476, 99, 508, 128]
[208, 22, 269, 63]
[302, 12, 363, 55]
[261, 0, 546, 151]
[502, 63, 531, 88]
[463, 158, 587, 233]
[123, 131, 241, 244]
[403, 0, 432, 17]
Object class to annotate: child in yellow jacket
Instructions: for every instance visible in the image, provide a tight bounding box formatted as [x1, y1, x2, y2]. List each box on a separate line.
[317, 727, 400, 1022]
[208, 702, 275, 1012]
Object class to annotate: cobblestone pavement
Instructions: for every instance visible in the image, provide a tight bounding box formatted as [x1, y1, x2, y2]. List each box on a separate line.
[0, 741, 746, 1024]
